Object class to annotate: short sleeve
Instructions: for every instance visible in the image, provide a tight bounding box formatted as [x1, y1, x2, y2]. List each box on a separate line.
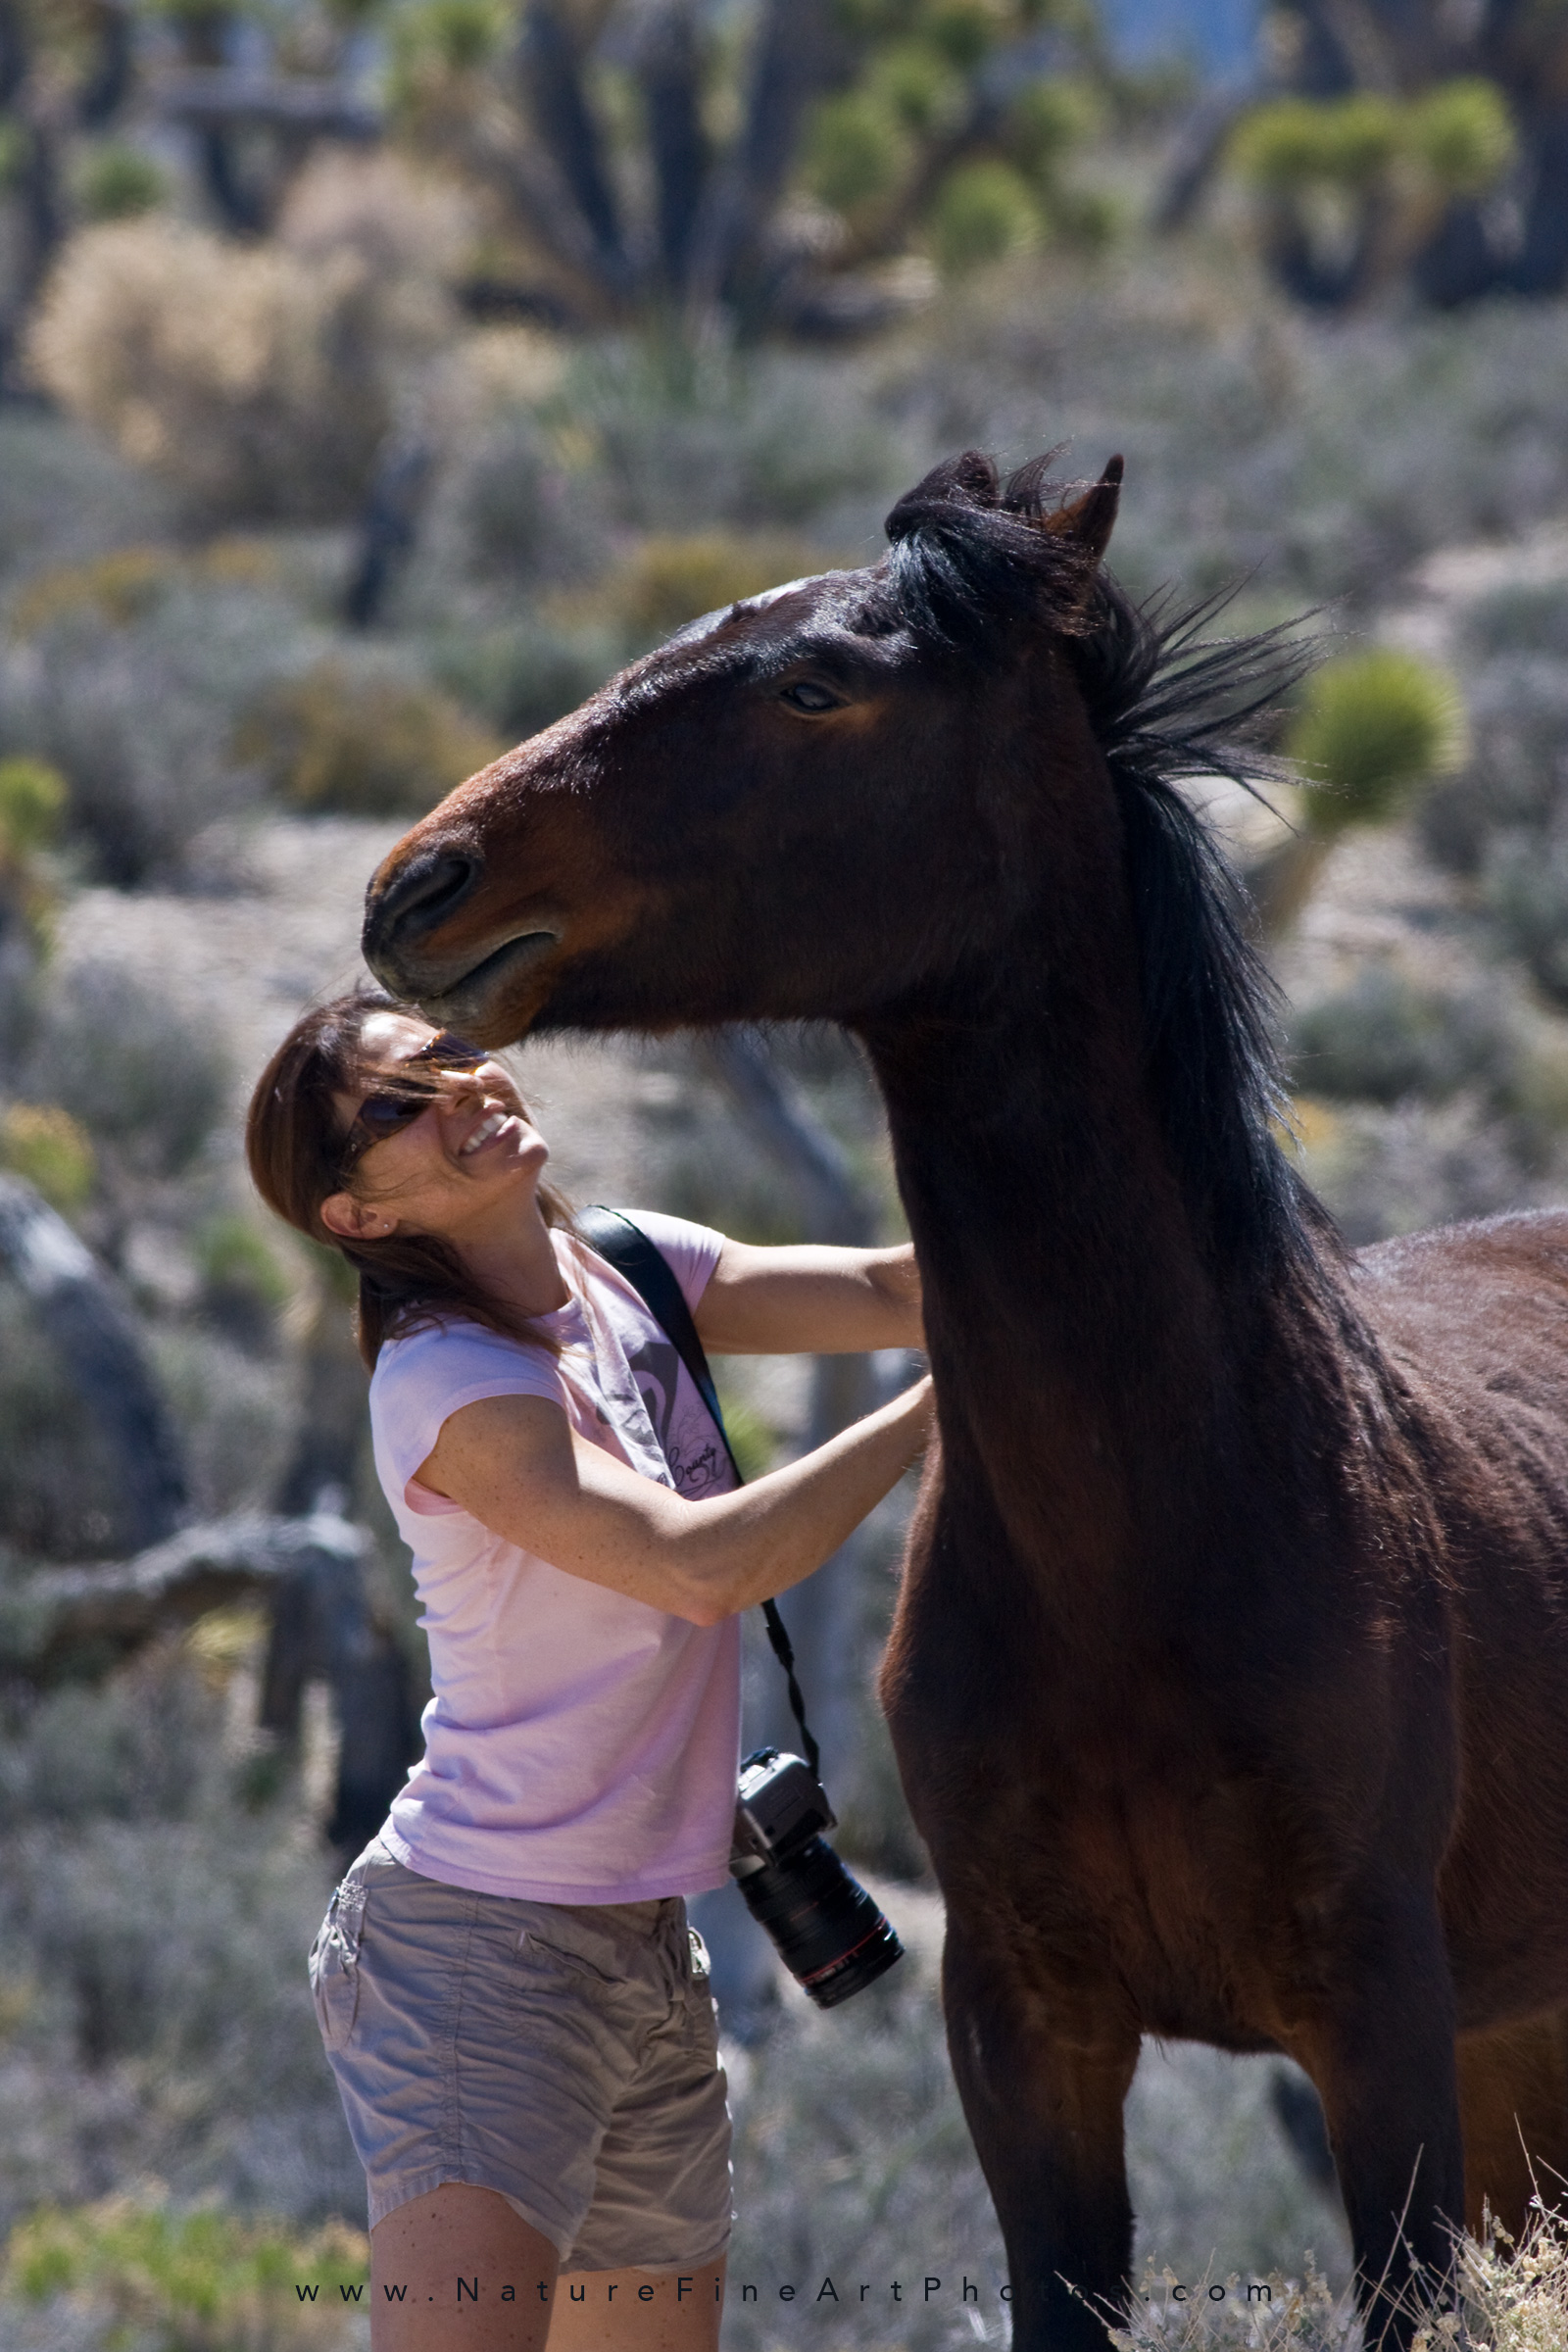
[370, 1320, 567, 1506]
[612, 1209, 727, 1315]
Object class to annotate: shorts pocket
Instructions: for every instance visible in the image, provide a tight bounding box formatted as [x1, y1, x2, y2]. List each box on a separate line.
[309, 1877, 368, 2052]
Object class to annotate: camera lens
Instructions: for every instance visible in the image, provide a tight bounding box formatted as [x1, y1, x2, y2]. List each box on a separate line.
[736, 1836, 902, 2008]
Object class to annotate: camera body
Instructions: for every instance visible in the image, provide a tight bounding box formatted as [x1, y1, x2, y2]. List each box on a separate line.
[728, 1746, 902, 2008]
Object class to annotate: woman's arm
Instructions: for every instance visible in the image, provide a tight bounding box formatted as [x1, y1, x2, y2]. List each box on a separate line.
[416, 1375, 933, 1628]
[693, 1239, 923, 1355]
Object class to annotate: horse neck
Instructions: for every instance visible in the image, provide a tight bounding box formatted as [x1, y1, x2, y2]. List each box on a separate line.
[860, 951, 1326, 1600]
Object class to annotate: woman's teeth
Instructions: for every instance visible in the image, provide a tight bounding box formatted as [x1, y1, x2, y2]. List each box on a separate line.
[460, 1109, 511, 1156]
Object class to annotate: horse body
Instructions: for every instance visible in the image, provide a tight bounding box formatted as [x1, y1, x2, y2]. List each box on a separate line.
[361, 450, 1568, 2347]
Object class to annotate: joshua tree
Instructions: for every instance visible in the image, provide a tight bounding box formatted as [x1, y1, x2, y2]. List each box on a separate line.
[1228, 0, 1568, 307]
[389, 0, 1110, 337]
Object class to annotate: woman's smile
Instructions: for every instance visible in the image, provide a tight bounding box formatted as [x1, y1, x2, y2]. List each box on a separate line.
[458, 1106, 522, 1159]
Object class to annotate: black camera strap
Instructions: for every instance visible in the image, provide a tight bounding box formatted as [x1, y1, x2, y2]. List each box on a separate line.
[575, 1204, 821, 1778]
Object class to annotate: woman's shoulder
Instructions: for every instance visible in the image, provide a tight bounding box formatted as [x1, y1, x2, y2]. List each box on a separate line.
[572, 1208, 727, 1313]
[370, 1314, 565, 1416]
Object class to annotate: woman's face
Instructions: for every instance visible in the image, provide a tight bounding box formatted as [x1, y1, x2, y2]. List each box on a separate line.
[319, 1011, 552, 1247]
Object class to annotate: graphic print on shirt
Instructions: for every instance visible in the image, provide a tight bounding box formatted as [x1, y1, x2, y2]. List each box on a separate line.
[625, 1335, 728, 1498]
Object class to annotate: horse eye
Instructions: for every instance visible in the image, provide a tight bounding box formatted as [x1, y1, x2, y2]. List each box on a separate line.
[780, 680, 841, 713]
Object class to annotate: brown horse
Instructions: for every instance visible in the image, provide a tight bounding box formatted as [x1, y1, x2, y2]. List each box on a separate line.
[362, 452, 1568, 2350]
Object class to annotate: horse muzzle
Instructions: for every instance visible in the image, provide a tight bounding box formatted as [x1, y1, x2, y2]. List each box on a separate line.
[362, 847, 563, 1034]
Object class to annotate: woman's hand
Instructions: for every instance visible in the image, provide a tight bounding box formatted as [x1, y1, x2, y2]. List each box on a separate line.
[693, 1240, 923, 1356]
[417, 1373, 935, 1627]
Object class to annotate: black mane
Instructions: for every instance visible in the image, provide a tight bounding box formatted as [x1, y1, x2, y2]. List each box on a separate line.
[883, 451, 1333, 1292]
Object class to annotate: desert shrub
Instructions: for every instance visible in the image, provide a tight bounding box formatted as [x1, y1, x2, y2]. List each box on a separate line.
[1482, 822, 1568, 1005]
[0, 1105, 95, 1214]
[4, 2199, 368, 2352]
[890, 258, 1568, 610]
[149, 1331, 296, 1520]
[1290, 1091, 1528, 1247]
[928, 159, 1042, 272]
[0, 1652, 225, 1826]
[0, 760, 68, 1061]
[27, 153, 469, 524]
[0, 758, 67, 859]
[438, 410, 612, 589]
[193, 1215, 291, 1352]
[0, 410, 175, 591]
[236, 657, 501, 817]
[1288, 969, 1511, 1105]
[0, 1640, 361, 2233]
[3, 560, 317, 882]
[1286, 648, 1467, 836]
[1462, 577, 1568, 660]
[275, 147, 473, 291]
[551, 342, 906, 536]
[0, 1287, 145, 1556]
[1231, 83, 1515, 202]
[579, 530, 833, 647]
[1421, 657, 1568, 874]
[27, 960, 228, 1179]
[429, 617, 619, 743]
[74, 143, 167, 223]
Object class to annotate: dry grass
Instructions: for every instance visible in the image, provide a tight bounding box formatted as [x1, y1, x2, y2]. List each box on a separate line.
[1104, 2206, 1568, 2352]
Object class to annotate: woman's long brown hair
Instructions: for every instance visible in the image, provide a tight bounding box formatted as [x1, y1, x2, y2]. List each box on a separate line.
[245, 990, 576, 1369]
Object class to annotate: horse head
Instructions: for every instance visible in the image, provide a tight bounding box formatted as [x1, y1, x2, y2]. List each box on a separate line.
[361, 452, 1123, 1042]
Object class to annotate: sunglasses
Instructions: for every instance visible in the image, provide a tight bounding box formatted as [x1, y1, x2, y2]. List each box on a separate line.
[337, 1032, 490, 1177]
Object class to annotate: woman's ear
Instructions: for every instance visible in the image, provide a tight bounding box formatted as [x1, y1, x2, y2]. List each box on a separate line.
[320, 1191, 396, 1243]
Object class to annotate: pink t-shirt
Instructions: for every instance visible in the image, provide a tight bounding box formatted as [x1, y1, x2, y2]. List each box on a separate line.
[368, 1211, 742, 1902]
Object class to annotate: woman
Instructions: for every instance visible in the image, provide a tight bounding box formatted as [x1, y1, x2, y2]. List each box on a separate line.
[246, 992, 932, 2352]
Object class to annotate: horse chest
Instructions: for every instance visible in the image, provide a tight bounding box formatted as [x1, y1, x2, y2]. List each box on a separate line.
[885, 1581, 1328, 2040]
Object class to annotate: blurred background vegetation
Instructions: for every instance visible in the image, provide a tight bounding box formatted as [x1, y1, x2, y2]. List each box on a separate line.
[1, 0, 1567, 2342]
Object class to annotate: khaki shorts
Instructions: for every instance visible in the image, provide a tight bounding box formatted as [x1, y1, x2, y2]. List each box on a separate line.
[309, 1840, 733, 2270]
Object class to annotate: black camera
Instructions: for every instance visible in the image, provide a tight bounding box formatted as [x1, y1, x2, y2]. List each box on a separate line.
[728, 1746, 903, 2008]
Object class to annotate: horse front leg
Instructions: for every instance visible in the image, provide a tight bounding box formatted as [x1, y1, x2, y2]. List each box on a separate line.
[1294, 1890, 1465, 2350]
[942, 1924, 1142, 2352]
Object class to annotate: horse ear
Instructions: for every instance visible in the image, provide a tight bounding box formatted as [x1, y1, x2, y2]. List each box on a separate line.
[1043, 456, 1123, 566]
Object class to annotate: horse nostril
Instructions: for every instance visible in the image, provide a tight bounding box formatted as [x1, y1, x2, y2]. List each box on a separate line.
[365, 849, 480, 957]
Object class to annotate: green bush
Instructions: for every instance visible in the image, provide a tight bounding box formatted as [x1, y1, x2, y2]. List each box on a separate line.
[1231, 93, 1402, 192]
[1406, 77, 1517, 196]
[452, 414, 610, 588]
[1421, 658, 1568, 874]
[1288, 969, 1509, 1104]
[1286, 648, 1467, 835]
[1004, 76, 1102, 184]
[237, 659, 502, 817]
[1460, 578, 1568, 661]
[578, 530, 831, 646]
[0, 758, 67, 858]
[927, 159, 1041, 273]
[28, 154, 466, 525]
[0, 1104, 94, 1213]
[6, 557, 311, 885]
[75, 143, 167, 222]
[5, 2195, 367, 2349]
[194, 1214, 290, 1351]
[0, 1286, 147, 1555]
[431, 618, 619, 745]
[806, 92, 910, 215]
[387, 0, 510, 112]
[872, 42, 961, 137]
[1483, 828, 1568, 1005]
[28, 959, 229, 1179]
[1230, 80, 1514, 200]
